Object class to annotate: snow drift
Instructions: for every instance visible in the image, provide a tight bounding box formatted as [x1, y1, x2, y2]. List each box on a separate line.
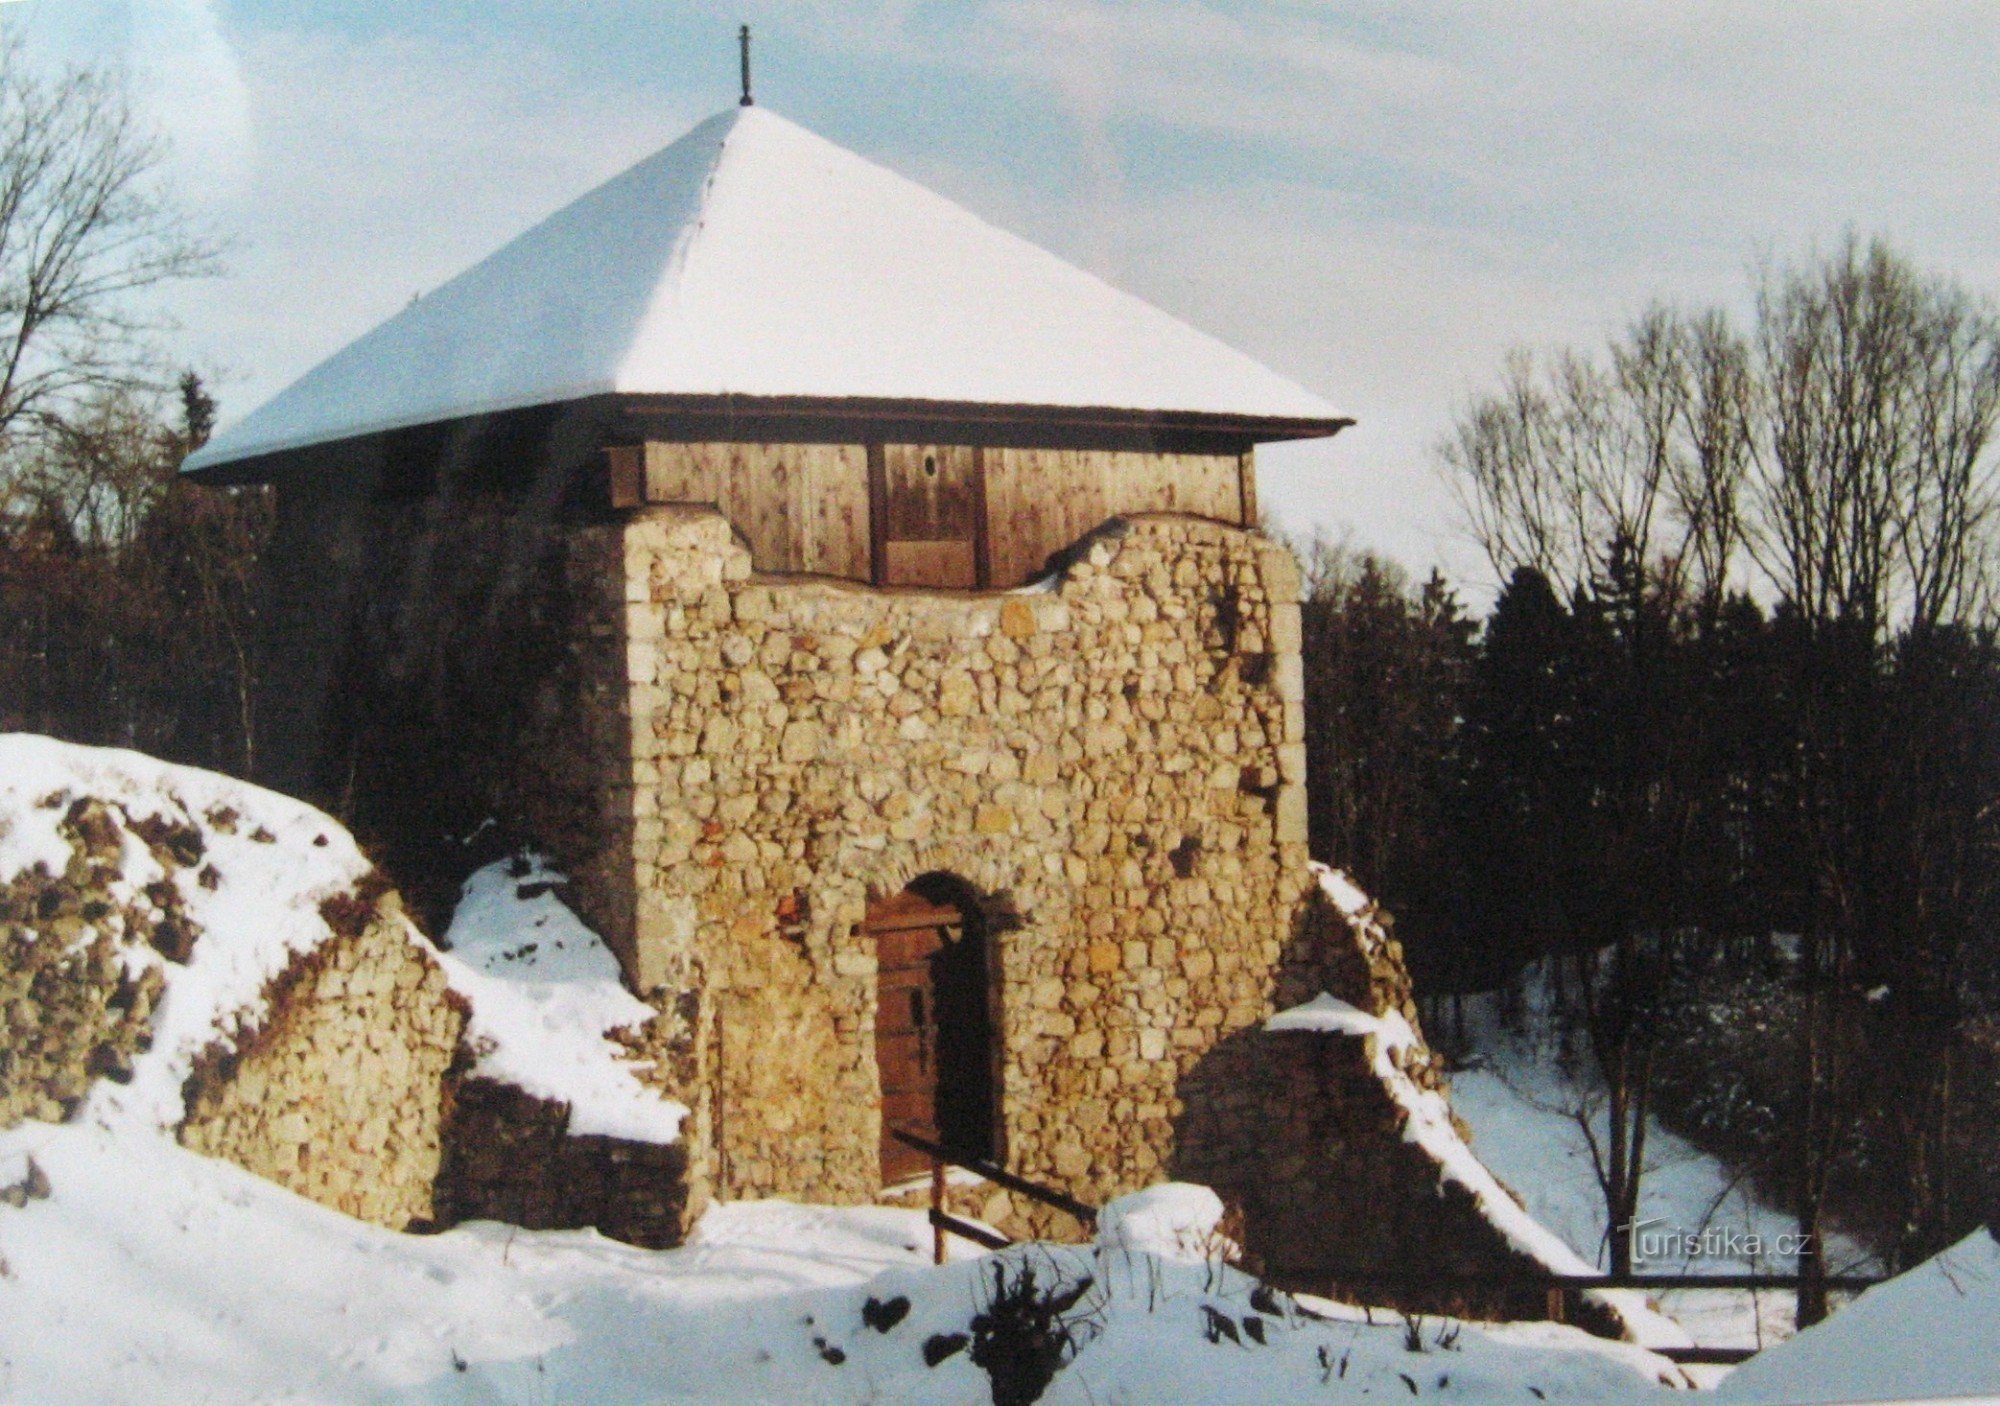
[0, 1116, 1686, 1405]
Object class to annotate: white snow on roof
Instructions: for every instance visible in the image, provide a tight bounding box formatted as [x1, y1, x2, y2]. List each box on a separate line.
[186, 106, 1342, 473]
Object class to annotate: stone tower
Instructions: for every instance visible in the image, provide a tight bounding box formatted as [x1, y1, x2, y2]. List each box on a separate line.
[185, 105, 1353, 1236]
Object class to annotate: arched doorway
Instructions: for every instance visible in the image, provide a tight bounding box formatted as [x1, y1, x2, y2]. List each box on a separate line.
[868, 876, 997, 1182]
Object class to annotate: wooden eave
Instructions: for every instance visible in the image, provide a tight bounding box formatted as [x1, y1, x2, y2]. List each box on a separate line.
[181, 392, 1352, 488]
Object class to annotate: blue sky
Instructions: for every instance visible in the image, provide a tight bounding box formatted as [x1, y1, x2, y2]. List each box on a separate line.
[13, 1, 2000, 589]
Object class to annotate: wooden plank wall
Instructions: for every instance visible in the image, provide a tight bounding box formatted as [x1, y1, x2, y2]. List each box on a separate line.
[642, 442, 871, 580]
[983, 448, 1246, 585]
[631, 442, 1251, 589]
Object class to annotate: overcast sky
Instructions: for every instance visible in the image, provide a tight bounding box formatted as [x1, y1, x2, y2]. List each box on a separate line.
[14, 1, 1999, 591]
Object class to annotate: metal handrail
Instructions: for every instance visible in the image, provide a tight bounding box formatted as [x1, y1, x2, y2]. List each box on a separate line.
[882, 1126, 1873, 1369]
[1313, 1269, 1884, 1292]
[888, 1126, 1098, 1265]
[888, 1127, 1099, 1224]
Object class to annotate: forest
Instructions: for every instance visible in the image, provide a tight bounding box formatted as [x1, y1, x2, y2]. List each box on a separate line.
[1301, 237, 2000, 1316]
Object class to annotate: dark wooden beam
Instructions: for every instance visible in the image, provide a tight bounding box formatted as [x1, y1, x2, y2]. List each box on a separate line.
[970, 445, 992, 589]
[181, 391, 1351, 485]
[865, 441, 889, 588]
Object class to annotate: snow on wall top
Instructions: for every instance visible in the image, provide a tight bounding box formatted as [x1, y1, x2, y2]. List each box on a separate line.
[184, 106, 1343, 474]
[0, 734, 382, 1133]
[0, 736, 683, 1145]
[439, 856, 687, 1144]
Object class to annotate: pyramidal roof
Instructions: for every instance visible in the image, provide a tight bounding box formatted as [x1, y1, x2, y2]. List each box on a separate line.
[185, 106, 1345, 475]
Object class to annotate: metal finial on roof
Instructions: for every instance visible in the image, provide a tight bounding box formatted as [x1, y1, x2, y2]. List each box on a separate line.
[739, 25, 753, 106]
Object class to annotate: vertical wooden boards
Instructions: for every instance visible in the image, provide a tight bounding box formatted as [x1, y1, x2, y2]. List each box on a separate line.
[982, 449, 1237, 588]
[797, 445, 871, 578]
[641, 441, 870, 581]
[982, 448, 1106, 587]
[1100, 450, 1243, 521]
[642, 441, 720, 503]
[878, 444, 979, 589]
[633, 440, 1249, 591]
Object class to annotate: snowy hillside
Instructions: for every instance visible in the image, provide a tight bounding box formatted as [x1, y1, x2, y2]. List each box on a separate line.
[1445, 985, 1872, 1353]
[1716, 1228, 2000, 1405]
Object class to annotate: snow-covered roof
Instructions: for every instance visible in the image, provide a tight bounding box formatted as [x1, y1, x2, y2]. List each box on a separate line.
[184, 106, 1345, 476]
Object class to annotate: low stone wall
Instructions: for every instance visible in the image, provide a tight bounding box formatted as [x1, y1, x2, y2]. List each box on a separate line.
[179, 894, 465, 1229]
[434, 1077, 692, 1247]
[1, 770, 691, 1247]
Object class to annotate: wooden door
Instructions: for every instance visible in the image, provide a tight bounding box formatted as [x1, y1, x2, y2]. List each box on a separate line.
[870, 890, 960, 1181]
[874, 444, 984, 589]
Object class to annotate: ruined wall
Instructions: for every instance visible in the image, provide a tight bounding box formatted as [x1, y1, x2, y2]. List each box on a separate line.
[179, 896, 465, 1229]
[434, 1077, 693, 1247]
[0, 798, 177, 1127]
[1173, 883, 1515, 1285]
[573, 506, 1315, 1226]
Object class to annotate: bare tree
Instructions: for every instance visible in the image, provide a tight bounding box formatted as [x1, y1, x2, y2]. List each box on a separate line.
[1443, 308, 1756, 608]
[0, 37, 216, 453]
[1749, 236, 2000, 635]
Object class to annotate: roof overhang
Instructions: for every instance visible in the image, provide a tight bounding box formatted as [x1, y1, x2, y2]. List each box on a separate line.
[182, 393, 1353, 487]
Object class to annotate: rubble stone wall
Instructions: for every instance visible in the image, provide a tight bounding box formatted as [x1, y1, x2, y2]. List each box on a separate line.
[0, 798, 174, 1128]
[577, 506, 1317, 1228]
[433, 1076, 694, 1247]
[179, 898, 465, 1229]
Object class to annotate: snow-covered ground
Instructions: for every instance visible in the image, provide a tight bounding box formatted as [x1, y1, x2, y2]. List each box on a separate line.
[439, 855, 686, 1143]
[1445, 985, 1873, 1356]
[1717, 1228, 2000, 1406]
[0, 1118, 1687, 1405]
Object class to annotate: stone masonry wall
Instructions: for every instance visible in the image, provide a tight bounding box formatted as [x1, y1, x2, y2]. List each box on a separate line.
[434, 1076, 693, 1247]
[574, 506, 1318, 1230]
[179, 895, 466, 1229]
[0, 799, 173, 1128]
